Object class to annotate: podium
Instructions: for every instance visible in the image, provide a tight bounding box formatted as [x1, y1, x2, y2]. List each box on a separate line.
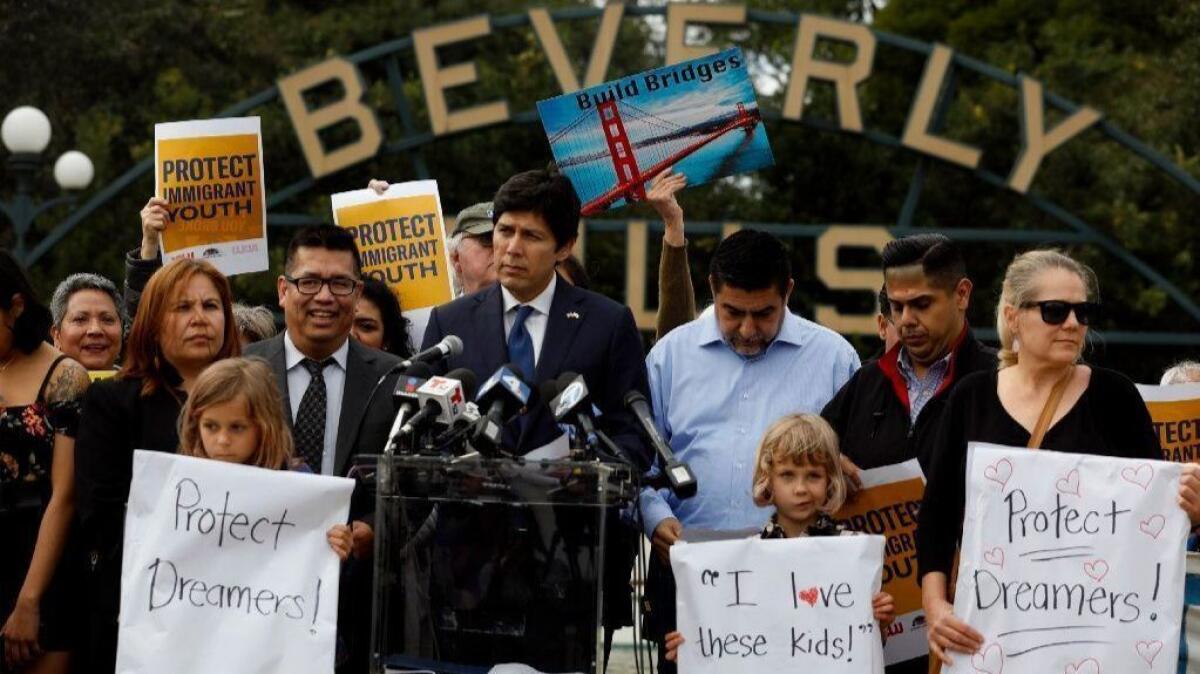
[370, 454, 635, 674]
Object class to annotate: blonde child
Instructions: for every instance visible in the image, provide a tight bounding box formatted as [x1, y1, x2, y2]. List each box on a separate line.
[665, 413, 895, 660]
[178, 357, 352, 559]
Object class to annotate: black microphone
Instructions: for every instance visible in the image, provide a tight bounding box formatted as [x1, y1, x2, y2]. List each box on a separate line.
[399, 367, 478, 437]
[399, 334, 463, 369]
[472, 363, 536, 455]
[550, 372, 638, 466]
[384, 362, 434, 453]
[624, 391, 697, 498]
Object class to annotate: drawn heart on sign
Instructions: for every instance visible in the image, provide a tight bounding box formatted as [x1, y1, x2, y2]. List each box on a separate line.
[1136, 640, 1163, 666]
[1064, 657, 1100, 674]
[1139, 514, 1166, 539]
[983, 547, 1005, 568]
[984, 459, 1014, 490]
[797, 587, 819, 606]
[1083, 559, 1110, 583]
[1056, 469, 1081, 496]
[1121, 464, 1154, 490]
[971, 643, 1004, 674]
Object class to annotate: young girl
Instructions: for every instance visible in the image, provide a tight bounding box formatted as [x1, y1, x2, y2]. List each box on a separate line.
[665, 413, 895, 660]
[177, 357, 352, 560]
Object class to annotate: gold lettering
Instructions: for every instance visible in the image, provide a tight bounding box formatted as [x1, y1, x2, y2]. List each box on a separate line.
[815, 225, 893, 334]
[783, 15, 876, 132]
[901, 44, 982, 169]
[413, 15, 511, 136]
[665, 4, 747, 65]
[530, 4, 625, 92]
[1007, 76, 1102, 193]
[277, 58, 383, 179]
[624, 219, 655, 330]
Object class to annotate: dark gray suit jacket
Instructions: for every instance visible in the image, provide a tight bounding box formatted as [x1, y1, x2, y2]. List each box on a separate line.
[244, 333, 402, 479]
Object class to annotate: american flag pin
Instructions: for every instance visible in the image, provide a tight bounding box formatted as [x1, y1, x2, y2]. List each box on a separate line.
[566, 311, 580, 319]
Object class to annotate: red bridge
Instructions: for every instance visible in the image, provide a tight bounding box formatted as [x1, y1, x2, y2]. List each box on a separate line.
[547, 100, 762, 216]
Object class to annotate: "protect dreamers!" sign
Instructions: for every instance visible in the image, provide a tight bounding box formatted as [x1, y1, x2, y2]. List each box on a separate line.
[116, 451, 353, 674]
[949, 443, 1186, 673]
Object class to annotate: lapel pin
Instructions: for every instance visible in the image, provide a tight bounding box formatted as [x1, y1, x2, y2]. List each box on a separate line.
[566, 311, 580, 320]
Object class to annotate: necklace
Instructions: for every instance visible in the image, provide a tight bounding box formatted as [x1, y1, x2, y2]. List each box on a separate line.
[0, 354, 14, 375]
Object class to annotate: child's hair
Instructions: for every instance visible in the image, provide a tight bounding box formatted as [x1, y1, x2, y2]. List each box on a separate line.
[178, 357, 294, 469]
[751, 414, 848, 513]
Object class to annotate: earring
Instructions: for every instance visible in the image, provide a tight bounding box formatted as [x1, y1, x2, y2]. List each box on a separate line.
[1012, 337, 1021, 354]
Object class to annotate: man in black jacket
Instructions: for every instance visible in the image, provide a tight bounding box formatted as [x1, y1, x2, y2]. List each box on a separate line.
[821, 233, 994, 674]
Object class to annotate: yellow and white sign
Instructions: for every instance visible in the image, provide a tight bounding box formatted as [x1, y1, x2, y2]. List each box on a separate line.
[331, 180, 453, 342]
[155, 117, 268, 276]
[1138, 383, 1200, 463]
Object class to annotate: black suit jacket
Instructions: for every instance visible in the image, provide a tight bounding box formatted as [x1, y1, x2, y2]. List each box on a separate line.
[422, 280, 650, 469]
[244, 334, 402, 478]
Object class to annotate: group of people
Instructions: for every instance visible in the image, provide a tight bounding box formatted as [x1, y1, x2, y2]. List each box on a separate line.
[0, 157, 1197, 674]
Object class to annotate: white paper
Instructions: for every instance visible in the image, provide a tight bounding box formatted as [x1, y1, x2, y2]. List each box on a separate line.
[948, 442, 1187, 673]
[1137, 382, 1200, 403]
[671, 535, 886, 673]
[116, 451, 354, 674]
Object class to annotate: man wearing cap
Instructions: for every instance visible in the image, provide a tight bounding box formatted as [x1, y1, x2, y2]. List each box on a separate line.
[368, 180, 497, 296]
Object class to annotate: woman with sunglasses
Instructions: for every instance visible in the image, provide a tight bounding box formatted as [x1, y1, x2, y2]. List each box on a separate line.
[914, 249, 1200, 668]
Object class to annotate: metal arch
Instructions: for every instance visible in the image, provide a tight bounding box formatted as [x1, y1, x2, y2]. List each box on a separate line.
[28, 6, 1200, 326]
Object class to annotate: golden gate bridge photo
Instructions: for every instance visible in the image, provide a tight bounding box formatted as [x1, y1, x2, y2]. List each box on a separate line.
[537, 47, 774, 215]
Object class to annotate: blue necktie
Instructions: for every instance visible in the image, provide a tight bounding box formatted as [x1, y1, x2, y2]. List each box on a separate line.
[507, 305, 536, 381]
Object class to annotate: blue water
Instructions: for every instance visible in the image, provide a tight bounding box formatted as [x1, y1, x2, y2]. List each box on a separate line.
[565, 121, 775, 210]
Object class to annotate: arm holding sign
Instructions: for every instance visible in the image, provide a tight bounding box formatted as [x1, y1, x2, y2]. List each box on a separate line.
[122, 197, 168, 320]
[647, 168, 696, 342]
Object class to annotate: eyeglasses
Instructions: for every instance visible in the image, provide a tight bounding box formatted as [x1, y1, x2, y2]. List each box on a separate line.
[283, 275, 360, 296]
[1020, 300, 1100, 326]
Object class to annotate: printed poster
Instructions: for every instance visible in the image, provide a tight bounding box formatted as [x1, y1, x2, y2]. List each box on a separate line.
[671, 535, 885, 673]
[536, 47, 774, 216]
[116, 451, 353, 674]
[155, 117, 267, 276]
[835, 459, 926, 665]
[1138, 383, 1200, 463]
[331, 180, 453, 344]
[949, 442, 1186, 673]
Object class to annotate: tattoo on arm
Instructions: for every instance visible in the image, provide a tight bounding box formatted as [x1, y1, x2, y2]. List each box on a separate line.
[45, 359, 90, 403]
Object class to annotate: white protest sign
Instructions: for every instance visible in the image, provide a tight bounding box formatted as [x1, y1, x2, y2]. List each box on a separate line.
[116, 451, 354, 674]
[671, 535, 885, 673]
[155, 117, 268, 276]
[949, 442, 1187, 674]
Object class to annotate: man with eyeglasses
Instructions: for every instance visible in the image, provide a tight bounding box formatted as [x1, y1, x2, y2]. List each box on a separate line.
[820, 233, 994, 674]
[245, 224, 400, 672]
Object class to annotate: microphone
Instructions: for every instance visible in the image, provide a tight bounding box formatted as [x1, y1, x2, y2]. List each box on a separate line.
[624, 391, 697, 498]
[399, 335, 463, 370]
[472, 363, 536, 454]
[549, 372, 638, 467]
[384, 362, 434, 453]
[399, 368, 478, 436]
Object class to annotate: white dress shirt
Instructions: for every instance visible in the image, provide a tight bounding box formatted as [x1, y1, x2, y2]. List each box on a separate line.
[500, 273, 557, 368]
[283, 331, 349, 476]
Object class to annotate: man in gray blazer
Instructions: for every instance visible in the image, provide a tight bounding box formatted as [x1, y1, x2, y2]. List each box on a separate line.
[245, 224, 400, 673]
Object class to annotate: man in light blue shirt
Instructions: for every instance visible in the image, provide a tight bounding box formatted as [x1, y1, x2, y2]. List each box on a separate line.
[638, 229, 859, 670]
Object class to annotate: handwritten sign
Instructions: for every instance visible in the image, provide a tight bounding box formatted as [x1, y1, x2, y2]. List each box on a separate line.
[949, 442, 1186, 673]
[331, 179, 452, 343]
[671, 535, 885, 673]
[536, 47, 774, 216]
[155, 117, 268, 276]
[835, 459, 926, 665]
[1138, 383, 1200, 463]
[116, 451, 353, 674]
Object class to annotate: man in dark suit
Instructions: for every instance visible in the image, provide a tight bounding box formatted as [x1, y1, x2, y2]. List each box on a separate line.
[245, 224, 400, 672]
[420, 169, 650, 667]
[421, 169, 649, 464]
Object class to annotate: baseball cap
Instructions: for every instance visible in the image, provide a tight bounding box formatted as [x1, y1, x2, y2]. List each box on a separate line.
[452, 201, 494, 237]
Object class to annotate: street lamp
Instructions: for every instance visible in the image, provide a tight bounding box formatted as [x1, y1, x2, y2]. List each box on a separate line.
[1, 105, 94, 262]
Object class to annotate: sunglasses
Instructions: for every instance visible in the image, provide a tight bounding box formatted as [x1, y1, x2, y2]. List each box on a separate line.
[1020, 300, 1100, 326]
